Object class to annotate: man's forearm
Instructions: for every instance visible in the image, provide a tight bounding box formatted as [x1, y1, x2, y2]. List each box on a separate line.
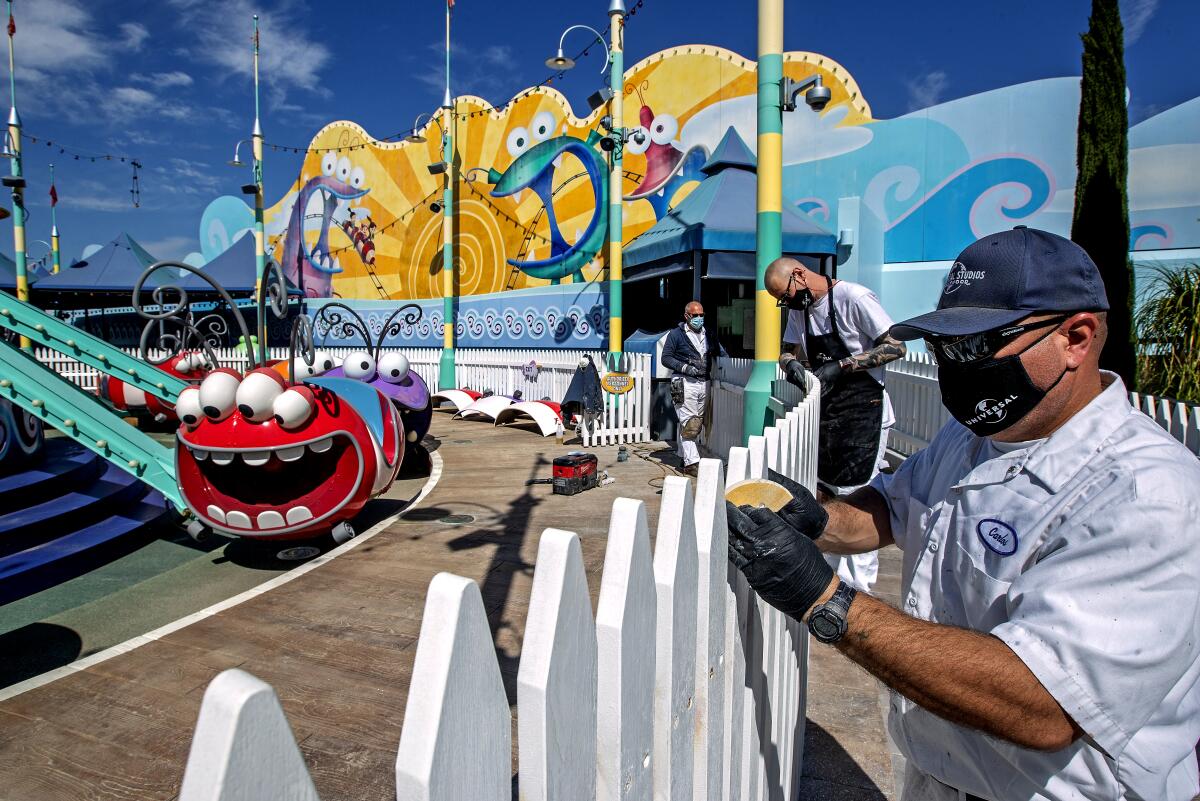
[833, 594, 1081, 752]
[817, 486, 894, 555]
[845, 335, 906, 372]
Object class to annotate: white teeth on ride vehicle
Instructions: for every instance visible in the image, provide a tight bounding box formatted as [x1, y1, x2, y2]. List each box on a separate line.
[277, 445, 305, 462]
[206, 505, 227, 524]
[257, 511, 285, 529]
[309, 437, 333, 453]
[286, 506, 314, 525]
[226, 511, 252, 529]
[243, 451, 271, 467]
[191, 447, 210, 461]
[211, 451, 236, 466]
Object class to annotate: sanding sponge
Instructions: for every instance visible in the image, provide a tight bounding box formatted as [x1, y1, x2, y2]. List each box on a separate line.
[725, 479, 792, 512]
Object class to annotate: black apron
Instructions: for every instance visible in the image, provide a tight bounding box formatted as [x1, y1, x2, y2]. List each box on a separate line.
[803, 281, 885, 487]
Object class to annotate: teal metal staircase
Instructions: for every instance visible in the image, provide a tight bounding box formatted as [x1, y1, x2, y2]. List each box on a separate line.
[0, 292, 187, 509]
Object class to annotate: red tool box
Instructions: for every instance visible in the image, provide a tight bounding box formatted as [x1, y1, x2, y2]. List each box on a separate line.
[552, 453, 599, 496]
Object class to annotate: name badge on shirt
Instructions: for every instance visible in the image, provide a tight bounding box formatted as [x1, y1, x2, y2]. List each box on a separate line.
[977, 518, 1018, 556]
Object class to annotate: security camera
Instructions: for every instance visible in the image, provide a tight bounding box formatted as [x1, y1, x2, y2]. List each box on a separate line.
[805, 84, 832, 111]
[782, 75, 831, 113]
[599, 136, 617, 152]
[429, 201, 442, 214]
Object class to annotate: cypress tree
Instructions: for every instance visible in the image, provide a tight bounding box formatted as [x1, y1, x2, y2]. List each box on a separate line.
[1071, 0, 1136, 386]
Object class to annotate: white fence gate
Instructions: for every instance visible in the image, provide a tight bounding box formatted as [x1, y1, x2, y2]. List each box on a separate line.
[177, 374, 823, 801]
[884, 352, 1200, 458]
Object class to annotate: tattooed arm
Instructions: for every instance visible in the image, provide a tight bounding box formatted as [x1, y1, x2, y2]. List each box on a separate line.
[845, 333, 906, 372]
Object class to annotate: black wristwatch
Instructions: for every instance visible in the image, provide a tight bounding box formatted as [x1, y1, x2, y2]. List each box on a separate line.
[808, 581, 857, 644]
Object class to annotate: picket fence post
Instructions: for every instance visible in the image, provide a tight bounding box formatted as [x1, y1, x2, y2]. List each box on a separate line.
[596, 498, 656, 801]
[178, 669, 319, 801]
[394, 573, 511, 801]
[518, 529, 598, 801]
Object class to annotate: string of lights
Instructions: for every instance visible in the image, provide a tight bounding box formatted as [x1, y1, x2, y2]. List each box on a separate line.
[24, 132, 139, 164]
[264, 126, 423, 156]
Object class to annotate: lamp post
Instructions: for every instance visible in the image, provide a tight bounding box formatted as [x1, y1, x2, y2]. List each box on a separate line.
[432, 0, 456, 390]
[49, 163, 59, 273]
[5, 0, 27, 349]
[228, 16, 267, 364]
[547, 6, 625, 364]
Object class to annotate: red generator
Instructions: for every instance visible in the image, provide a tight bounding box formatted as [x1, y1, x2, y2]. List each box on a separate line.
[552, 453, 599, 496]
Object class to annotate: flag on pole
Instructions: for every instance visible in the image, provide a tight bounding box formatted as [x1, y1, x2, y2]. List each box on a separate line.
[7, 14, 14, 37]
[49, 183, 57, 207]
[447, 0, 454, 7]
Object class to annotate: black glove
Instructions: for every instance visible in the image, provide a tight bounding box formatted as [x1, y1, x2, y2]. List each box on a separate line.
[781, 358, 807, 389]
[682, 363, 704, 378]
[812, 359, 845, 396]
[726, 502, 835, 620]
[767, 468, 827, 540]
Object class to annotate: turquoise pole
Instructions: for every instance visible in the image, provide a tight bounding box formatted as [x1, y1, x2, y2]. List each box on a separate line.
[252, 14, 267, 365]
[438, 2, 456, 390]
[6, 0, 27, 350]
[50, 163, 59, 273]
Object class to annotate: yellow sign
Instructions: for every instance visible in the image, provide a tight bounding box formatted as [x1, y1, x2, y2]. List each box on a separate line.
[601, 372, 635, 395]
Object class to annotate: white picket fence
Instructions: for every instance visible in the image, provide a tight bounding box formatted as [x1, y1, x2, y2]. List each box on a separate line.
[705, 357, 811, 461]
[884, 352, 1200, 458]
[31, 345, 652, 446]
[176, 369, 823, 801]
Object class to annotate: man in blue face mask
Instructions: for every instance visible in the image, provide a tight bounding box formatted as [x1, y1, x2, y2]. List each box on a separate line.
[661, 300, 723, 477]
[726, 227, 1200, 801]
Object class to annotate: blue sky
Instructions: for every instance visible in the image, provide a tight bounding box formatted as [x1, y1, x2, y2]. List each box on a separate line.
[2, 0, 1195, 268]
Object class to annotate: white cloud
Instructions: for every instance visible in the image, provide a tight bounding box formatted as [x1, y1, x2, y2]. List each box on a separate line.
[113, 86, 156, 106]
[906, 70, 949, 111]
[165, 0, 331, 109]
[1121, 0, 1158, 44]
[118, 22, 149, 51]
[62, 194, 137, 213]
[141, 235, 195, 259]
[131, 70, 194, 88]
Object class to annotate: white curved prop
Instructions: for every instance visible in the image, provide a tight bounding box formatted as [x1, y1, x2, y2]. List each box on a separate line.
[494, 402, 562, 437]
[455, 395, 514, 421]
[431, 389, 479, 414]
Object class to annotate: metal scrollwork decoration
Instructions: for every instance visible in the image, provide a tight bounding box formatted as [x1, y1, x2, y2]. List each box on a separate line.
[134, 259, 295, 370]
[312, 301, 425, 363]
[286, 314, 315, 385]
[372, 303, 423, 361]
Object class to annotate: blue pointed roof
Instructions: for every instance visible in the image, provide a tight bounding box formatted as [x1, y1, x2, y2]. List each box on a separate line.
[624, 128, 835, 267]
[175, 232, 278, 293]
[701, 127, 757, 174]
[32, 233, 158, 292]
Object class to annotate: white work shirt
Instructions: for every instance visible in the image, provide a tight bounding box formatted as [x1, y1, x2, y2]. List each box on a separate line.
[783, 280, 896, 428]
[870, 372, 1200, 801]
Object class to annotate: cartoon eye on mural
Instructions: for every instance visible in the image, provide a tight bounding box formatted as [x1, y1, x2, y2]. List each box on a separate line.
[481, 125, 609, 285]
[623, 80, 708, 219]
[280, 151, 372, 298]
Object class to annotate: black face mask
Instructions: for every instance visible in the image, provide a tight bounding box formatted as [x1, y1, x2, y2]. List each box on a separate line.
[786, 287, 815, 310]
[936, 331, 1068, 436]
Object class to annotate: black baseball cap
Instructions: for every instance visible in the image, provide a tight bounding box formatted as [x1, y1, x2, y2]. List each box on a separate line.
[890, 227, 1110, 340]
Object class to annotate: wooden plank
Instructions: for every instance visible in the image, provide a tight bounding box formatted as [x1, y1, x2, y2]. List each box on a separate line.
[179, 669, 319, 801]
[395, 573, 511, 801]
[517, 529, 597, 801]
[653, 476, 698, 801]
[596, 498, 656, 801]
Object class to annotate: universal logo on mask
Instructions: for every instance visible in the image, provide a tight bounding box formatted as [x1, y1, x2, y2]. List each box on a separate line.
[943, 262, 985, 295]
[964, 396, 1018, 426]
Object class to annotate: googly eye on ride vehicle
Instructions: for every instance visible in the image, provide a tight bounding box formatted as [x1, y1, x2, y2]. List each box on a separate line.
[322, 350, 432, 445]
[176, 369, 404, 540]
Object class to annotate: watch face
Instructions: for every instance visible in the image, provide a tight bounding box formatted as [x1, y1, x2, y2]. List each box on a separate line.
[811, 610, 841, 641]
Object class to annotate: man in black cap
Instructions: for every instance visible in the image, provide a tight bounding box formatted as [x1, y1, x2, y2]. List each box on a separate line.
[728, 228, 1200, 800]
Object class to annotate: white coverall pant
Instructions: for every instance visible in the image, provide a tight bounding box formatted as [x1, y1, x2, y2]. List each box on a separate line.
[674, 376, 708, 467]
[824, 421, 891, 594]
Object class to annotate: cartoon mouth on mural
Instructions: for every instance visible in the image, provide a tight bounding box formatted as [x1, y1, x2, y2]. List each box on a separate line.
[281, 152, 371, 298]
[622, 85, 708, 219]
[483, 120, 609, 284]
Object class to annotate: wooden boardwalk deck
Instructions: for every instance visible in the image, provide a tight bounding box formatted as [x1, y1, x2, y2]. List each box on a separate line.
[0, 414, 673, 801]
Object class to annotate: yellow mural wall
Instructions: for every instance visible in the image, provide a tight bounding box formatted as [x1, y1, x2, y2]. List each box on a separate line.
[264, 45, 870, 300]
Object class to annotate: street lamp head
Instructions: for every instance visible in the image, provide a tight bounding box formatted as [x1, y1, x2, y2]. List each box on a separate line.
[546, 48, 575, 70]
[228, 138, 250, 168]
[227, 158, 245, 167]
[405, 133, 428, 144]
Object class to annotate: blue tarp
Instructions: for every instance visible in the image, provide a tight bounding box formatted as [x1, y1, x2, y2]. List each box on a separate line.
[624, 128, 836, 268]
